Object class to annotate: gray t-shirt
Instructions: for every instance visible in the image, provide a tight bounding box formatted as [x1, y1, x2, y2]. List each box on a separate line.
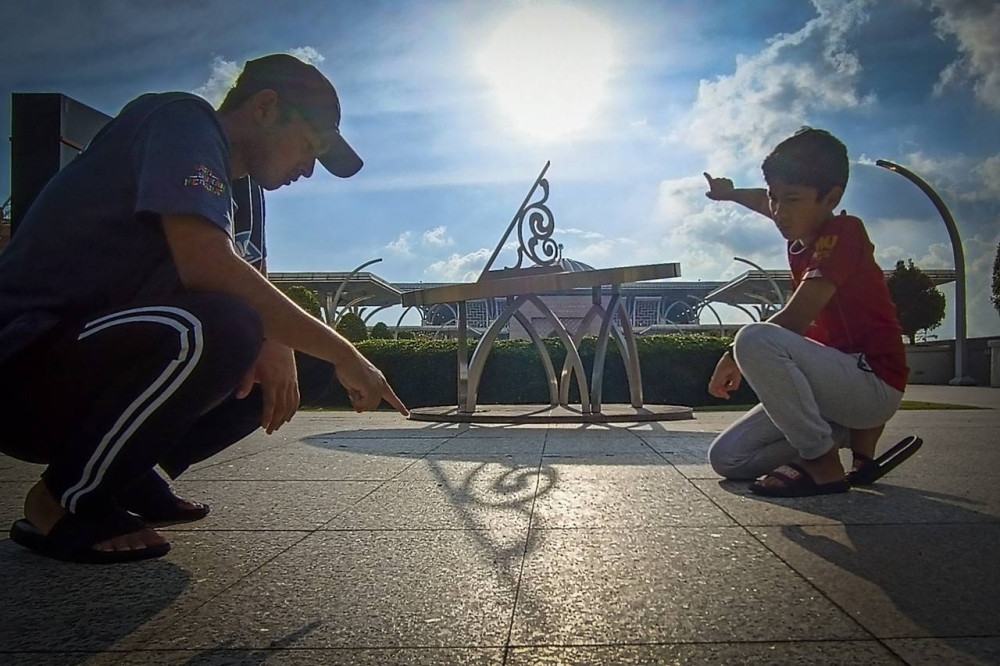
[0, 92, 234, 365]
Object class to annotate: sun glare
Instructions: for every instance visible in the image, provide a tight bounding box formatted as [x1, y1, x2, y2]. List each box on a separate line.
[477, 3, 616, 141]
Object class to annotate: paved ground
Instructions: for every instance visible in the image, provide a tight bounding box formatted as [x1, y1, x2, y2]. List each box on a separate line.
[1, 386, 997, 665]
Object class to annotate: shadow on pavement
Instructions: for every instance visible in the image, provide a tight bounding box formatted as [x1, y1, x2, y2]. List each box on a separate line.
[720, 480, 1000, 663]
[0, 540, 189, 662]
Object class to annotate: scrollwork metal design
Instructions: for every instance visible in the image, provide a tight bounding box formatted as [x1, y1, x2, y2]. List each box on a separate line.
[512, 178, 560, 269]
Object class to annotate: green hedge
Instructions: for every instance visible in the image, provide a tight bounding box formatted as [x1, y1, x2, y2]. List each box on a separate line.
[313, 334, 757, 409]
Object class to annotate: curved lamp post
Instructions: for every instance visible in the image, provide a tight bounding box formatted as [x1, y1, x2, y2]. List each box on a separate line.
[734, 256, 786, 308]
[331, 257, 383, 326]
[876, 159, 974, 386]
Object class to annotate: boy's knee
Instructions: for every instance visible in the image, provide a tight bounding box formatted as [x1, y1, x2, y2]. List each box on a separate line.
[733, 322, 782, 364]
[708, 435, 749, 480]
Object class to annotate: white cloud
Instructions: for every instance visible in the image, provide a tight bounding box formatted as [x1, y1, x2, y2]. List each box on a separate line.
[561, 228, 605, 240]
[931, 0, 1000, 110]
[425, 248, 492, 281]
[286, 46, 325, 66]
[195, 56, 241, 106]
[386, 231, 413, 256]
[675, 0, 876, 172]
[422, 225, 453, 246]
[194, 46, 326, 106]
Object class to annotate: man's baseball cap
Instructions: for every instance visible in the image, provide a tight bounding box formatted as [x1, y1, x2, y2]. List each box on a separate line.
[239, 53, 363, 178]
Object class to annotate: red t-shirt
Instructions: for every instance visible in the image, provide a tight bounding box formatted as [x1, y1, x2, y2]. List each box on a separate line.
[788, 213, 909, 391]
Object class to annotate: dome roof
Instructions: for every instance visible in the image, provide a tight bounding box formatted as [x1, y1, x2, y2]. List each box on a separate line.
[557, 257, 596, 273]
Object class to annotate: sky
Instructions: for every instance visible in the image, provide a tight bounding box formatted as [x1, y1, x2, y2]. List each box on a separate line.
[2, 0, 999, 337]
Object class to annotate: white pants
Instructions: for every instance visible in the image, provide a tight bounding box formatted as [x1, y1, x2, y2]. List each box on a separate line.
[708, 323, 904, 480]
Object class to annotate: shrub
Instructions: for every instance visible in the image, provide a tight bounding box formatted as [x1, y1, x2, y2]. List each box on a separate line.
[281, 285, 322, 319]
[336, 312, 368, 342]
[370, 322, 393, 339]
[311, 334, 755, 409]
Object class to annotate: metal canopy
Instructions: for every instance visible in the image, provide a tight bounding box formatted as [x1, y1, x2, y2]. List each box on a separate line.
[267, 271, 403, 307]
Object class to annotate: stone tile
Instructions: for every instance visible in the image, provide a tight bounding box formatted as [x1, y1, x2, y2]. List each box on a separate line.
[0, 454, 46, 482]
[511, 527, 865, 644]
[638, 433, 718, 479]
[393, 455, 542, 484]
[749, 524, 1000, 638]
[327, 480, 533, 533]
[182, 444, 426, 482]
[0, 481, 32, 533]
[0, 531, 302, 652]
[101, 648, 504, 665]
[541, 434, 653, 456]
[538, 453, 676, 477]
[431, 437, 545, 455]
[308, 424, 471, 439]
[159, 480, 378, 531]
[296, 436, 446, 455]
[531, 471, 735, 528]
[185, 433, 288, 473]
[453, 426, 549, 441]
[507, 641, 904, 665]
[885, 637, 1000, 666]
[143, 530, 521, 649]
[2, 655, 122, 666]
[693, 478, 999, 527]
[627, 412, 740, 434]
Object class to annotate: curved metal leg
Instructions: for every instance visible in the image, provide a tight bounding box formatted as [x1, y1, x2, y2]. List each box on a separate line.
[512, 310, 559, 407]
[591, 293, 622, 413]
[465, 296, 528, 413]
[613, 299, 643, 407]
[456, 302, 468, 410]
[559, 303, 602, 405]
[527, 296, 590, 413]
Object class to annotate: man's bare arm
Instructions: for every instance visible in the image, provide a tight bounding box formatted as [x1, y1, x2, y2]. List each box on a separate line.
[160, 214, 408, 415]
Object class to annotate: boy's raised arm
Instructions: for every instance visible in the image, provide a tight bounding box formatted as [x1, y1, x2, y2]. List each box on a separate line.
[703, 173, 771, 218]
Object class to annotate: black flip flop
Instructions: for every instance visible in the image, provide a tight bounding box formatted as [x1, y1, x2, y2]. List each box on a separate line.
[9, 508, 170, 564]
[749, 462, 851, 498]
[847, 435, 923, 486]
[119, 471, 210, 523]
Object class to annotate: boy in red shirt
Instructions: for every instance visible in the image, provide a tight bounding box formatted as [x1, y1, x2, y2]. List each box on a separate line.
[704, 128, 910, 496]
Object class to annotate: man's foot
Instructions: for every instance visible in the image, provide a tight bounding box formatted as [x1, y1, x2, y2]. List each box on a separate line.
[23, 480, 168, 554]
[118, 471, 210, 524]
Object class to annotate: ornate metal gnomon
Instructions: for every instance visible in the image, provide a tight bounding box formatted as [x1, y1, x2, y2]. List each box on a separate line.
[479, 161, 563, 279]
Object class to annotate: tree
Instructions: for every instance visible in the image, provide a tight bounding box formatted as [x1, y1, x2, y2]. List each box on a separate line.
[336, 312, 368, 342]
[370, 321, 393, 339]
[887, 259, 947, 344]
[992, 241, 1000, 318]
[281, 285, 322, 319]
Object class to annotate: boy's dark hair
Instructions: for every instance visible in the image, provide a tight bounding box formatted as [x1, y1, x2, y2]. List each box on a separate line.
[761, 127, 849, 198]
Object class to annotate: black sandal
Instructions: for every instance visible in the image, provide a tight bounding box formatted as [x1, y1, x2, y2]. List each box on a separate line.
[847, 436, 923, 486]
[9, 507, 170, 564]
[749, 462, 851, 498]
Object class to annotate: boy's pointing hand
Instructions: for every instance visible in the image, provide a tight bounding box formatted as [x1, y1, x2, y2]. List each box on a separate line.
[704, 172, 736, 201]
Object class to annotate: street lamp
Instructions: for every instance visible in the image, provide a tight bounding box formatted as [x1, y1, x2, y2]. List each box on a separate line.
[875, 159, 975, 386]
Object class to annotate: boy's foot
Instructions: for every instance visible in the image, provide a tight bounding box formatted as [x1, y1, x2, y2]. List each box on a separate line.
[22, 480, 168, 555]
[749, 462, 850, 498]
[752, 445, 846, 494]
[847, 435, 923, 486]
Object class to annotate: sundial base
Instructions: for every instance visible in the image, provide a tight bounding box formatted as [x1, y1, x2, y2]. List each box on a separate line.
[408, 403, 694, 424]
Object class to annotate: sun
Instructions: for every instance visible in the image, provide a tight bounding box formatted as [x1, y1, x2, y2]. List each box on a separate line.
[477, 3, 616, 141]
